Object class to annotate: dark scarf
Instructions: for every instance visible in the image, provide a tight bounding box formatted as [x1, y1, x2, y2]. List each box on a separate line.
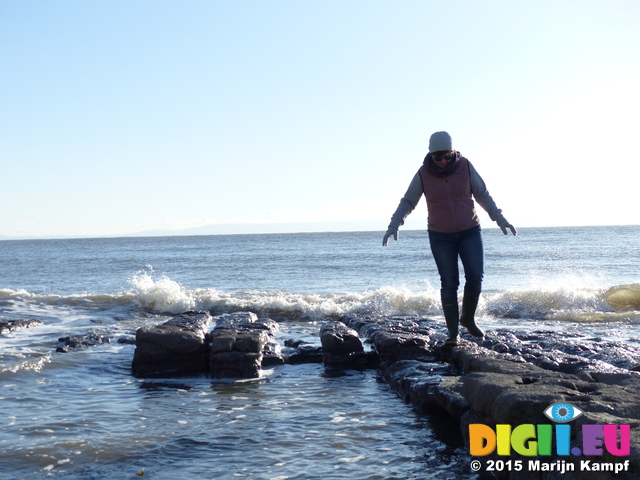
[423, 151, 461, 178]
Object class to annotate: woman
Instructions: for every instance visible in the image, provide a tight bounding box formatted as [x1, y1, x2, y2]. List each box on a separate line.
[382, 131, 516, 345]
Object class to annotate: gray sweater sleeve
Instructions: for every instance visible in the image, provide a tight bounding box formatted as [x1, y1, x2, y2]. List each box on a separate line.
[468, 161, 509, 227]
[388, 172, 423, 230]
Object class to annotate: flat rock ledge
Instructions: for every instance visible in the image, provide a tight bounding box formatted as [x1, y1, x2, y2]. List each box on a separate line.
[132, 311, 316, 378]
[340, 314, 640, 479]
[133, 311, 213, 377]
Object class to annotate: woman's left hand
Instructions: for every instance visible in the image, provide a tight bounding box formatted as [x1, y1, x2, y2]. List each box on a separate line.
[500, 223, 517, 236]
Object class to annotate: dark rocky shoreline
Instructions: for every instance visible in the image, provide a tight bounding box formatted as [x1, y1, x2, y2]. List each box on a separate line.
[7, 310, 636, 479]
[341, 314, 640, 480]
[127, 310, 640, 479]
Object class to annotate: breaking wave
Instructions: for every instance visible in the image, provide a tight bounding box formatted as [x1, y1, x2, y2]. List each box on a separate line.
[484, 283, 640, 323]
[2, 275, 639, 324]
[127, 272, 442, 319]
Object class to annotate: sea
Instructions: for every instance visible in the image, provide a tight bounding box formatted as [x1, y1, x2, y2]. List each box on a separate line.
[1, 225, 639, 480]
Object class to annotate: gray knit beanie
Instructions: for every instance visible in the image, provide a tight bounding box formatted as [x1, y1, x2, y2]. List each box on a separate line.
[428, 131, 453, 152]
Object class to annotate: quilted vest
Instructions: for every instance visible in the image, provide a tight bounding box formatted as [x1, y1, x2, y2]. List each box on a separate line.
[418, 157, 480, 233]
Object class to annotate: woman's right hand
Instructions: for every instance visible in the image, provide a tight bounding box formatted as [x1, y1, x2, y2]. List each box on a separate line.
[382, 228, 398, 246]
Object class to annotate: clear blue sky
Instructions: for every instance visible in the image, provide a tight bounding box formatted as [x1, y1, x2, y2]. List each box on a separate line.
[2, 0, 639, 237]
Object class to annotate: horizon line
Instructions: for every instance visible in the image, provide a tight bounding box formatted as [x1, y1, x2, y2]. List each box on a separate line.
[1, 220, 639, 241]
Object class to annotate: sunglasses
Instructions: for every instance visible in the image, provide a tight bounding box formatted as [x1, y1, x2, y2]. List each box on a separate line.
[432, 151, 455, 162]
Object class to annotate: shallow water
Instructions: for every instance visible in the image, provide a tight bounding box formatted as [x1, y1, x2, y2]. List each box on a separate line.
[0, 342, 473, 480]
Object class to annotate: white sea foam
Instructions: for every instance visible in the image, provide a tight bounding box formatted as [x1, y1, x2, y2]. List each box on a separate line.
[126, 272, 443, 319]
[3, 272, 639, 323]
[129, 272, 197, 314]
[484, 282, 640, 322]
[126, 272, 639, 323]
[0, 355, 50, 374]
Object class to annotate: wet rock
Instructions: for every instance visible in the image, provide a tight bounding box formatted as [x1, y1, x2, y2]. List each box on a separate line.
[0, 319, 44, 335]
[210, 351, 262, 378]
[209, 312, 278, 378]
[342, 315, 435, 364]
[462, 371, 571, 426]
[320, 321, 363, 354]
[284, 339, 306, 348]
[131, 311, 283, 378]
[56, 332, 111, 353]
[383, 359, 469, 419]
[132, 311, 212, 377]
[319, 321, 377, 370]
[282, 341, 324, 364]
[262, 339, 285, 367]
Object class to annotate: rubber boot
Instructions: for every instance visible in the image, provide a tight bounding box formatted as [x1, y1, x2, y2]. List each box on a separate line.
[460, 292, 484, 338]
[441, 296, 459, 346]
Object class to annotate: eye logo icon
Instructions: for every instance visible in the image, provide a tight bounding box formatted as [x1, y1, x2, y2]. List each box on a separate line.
[544, 403, 584, 423]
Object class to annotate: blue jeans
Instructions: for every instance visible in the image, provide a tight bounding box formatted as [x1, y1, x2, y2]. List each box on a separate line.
[428, 226, 484, 299]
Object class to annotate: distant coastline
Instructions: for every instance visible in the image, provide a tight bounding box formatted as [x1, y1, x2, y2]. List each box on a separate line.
[2, 220, 638, 241]
[0, 219, 418, 241]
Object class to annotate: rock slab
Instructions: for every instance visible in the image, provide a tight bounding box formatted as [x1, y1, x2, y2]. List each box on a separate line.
[57, 332, 110, 353]
[319, 321, 377, 370]
[209, 312, 278, 379]
[132, 311, 212, 377]
[132, 312, 328, 378]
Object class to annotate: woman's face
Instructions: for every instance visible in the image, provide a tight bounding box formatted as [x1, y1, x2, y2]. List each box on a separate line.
[432, 150, 455, 167]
